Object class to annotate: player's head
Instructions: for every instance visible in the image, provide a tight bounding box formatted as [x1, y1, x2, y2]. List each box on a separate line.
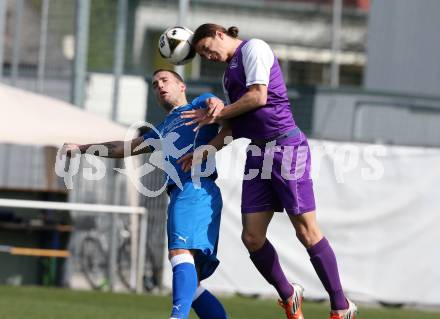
[192, 23, 240, 63]
[152, 69, 187, 112]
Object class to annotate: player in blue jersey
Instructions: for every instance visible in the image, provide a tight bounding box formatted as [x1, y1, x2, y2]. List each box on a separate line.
[63, 69, 229, 319]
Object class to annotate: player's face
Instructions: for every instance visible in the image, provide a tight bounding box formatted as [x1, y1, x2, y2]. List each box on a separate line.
[195, 32, 229, 62]
[152, 71, 185, 111]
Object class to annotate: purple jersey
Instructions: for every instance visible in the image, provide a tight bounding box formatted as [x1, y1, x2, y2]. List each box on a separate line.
[223, 39, 296, 140]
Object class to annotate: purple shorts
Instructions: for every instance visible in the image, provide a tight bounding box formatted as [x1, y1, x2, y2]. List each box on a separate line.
[241, 132, 316, 215]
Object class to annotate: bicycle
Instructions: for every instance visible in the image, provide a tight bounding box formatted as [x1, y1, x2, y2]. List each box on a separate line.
[77, 215, 133, 291]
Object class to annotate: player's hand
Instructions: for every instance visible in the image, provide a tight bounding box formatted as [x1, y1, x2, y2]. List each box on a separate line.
[177, 149, 207, 172]
[181, 98, 225, 131]
[181, 108, 216, 131]
[62, 143, 82, 157]
[205, 97, 225, 118]
[177, 152, 193, 172]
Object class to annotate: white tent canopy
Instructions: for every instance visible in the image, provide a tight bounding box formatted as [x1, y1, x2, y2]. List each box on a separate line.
[0, 84, 146, 292]
[0, 83, 129, 147]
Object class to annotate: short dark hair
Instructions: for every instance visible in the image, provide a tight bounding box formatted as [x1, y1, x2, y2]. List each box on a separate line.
[152, 69, 184, 83]
[192, 23, 239, 46]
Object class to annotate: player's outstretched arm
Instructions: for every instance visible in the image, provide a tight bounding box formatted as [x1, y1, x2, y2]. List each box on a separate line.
[63, 136, 151, 158]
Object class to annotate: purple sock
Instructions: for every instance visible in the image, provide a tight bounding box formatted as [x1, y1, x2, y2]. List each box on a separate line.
[249, 239, 294, 301]
[307, 237, 348, 310]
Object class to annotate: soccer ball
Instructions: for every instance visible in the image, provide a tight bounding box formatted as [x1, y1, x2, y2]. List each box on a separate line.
[158, 26, 196, 65]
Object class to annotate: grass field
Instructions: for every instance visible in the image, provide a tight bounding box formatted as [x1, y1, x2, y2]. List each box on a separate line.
[0, 285, 438, 319]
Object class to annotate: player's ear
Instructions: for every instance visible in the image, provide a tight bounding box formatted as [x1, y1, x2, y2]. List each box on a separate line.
[217, 30, 224, 40]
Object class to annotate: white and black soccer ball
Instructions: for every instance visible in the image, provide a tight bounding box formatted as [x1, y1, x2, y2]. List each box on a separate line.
[158, 26, 196, 65]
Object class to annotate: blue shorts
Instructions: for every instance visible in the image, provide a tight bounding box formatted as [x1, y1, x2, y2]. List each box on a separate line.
[167, 178, 223, 281]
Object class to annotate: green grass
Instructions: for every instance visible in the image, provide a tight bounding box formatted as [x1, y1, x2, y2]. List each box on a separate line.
[0, 285, 438, 319]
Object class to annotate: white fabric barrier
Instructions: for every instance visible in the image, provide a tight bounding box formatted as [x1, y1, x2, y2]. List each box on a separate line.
[162, 138, 440, 306]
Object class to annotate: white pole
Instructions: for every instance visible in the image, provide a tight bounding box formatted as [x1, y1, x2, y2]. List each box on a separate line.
[11, 0, 23, 86]
[331, 0, 342, 87]
[0, 198, 146, 215]
[37, 0, 50, 93]
[174, 0, 189, 79]
[0, 0, 6, 81]
[0, 197, 147, 292]
[136, 209, 148, 294]
[72, 0, 90, 108]
[128, 157, 141, 292]
[110, 0, 129, 286]
[111, 0, 128, 122]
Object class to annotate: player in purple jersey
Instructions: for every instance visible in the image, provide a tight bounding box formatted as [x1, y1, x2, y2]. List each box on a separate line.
[180, 24, 358, 319]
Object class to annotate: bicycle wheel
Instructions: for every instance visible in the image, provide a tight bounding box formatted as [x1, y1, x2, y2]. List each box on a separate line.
[117, 238, 132, 290]
[79, 236, 108, 290]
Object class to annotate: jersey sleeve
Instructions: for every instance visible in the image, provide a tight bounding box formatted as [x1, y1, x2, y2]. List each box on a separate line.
[141, 123, 165, 152]
[242, 39, 274, 87]
[141, 123, 162, 140]
[191, 92, 219, 109]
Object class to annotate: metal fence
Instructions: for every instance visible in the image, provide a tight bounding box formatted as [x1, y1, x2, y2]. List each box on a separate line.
[0, 0, 74, 100]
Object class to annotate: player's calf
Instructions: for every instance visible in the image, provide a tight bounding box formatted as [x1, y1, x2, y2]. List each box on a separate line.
[169, 253, 198, 319]
[192, 286, 228, 319]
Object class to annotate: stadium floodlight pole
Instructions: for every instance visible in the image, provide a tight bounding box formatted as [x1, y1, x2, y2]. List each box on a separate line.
[330, 0, 342, 87]
[11, 0, 24, 86]
[174, 0, 190, 79]
[71, 0, 90, 108]
[37, 0, 50, 93]
[0, 0, 6, 81]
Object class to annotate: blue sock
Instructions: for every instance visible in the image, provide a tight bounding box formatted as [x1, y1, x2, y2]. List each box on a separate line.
[192, 286, 228, 319]
[170, 254, 198, 319]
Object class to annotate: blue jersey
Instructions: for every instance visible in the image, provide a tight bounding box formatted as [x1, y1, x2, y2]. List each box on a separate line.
[142, 93, 219, 187]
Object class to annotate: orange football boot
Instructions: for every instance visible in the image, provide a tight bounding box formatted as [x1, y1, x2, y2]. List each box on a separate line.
[329, 299, 358, 319]
[277, 283, 305, 319]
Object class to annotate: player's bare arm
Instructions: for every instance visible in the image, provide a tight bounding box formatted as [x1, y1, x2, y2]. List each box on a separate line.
[218, 84, 267, 119]
[63, 136, 150, 158]
[181, 84, 267, 129]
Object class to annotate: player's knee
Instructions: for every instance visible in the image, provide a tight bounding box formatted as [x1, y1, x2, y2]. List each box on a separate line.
[241, 231, 265, 251]
[168, 249, 193, 260]
[295, 228, 322, 248]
